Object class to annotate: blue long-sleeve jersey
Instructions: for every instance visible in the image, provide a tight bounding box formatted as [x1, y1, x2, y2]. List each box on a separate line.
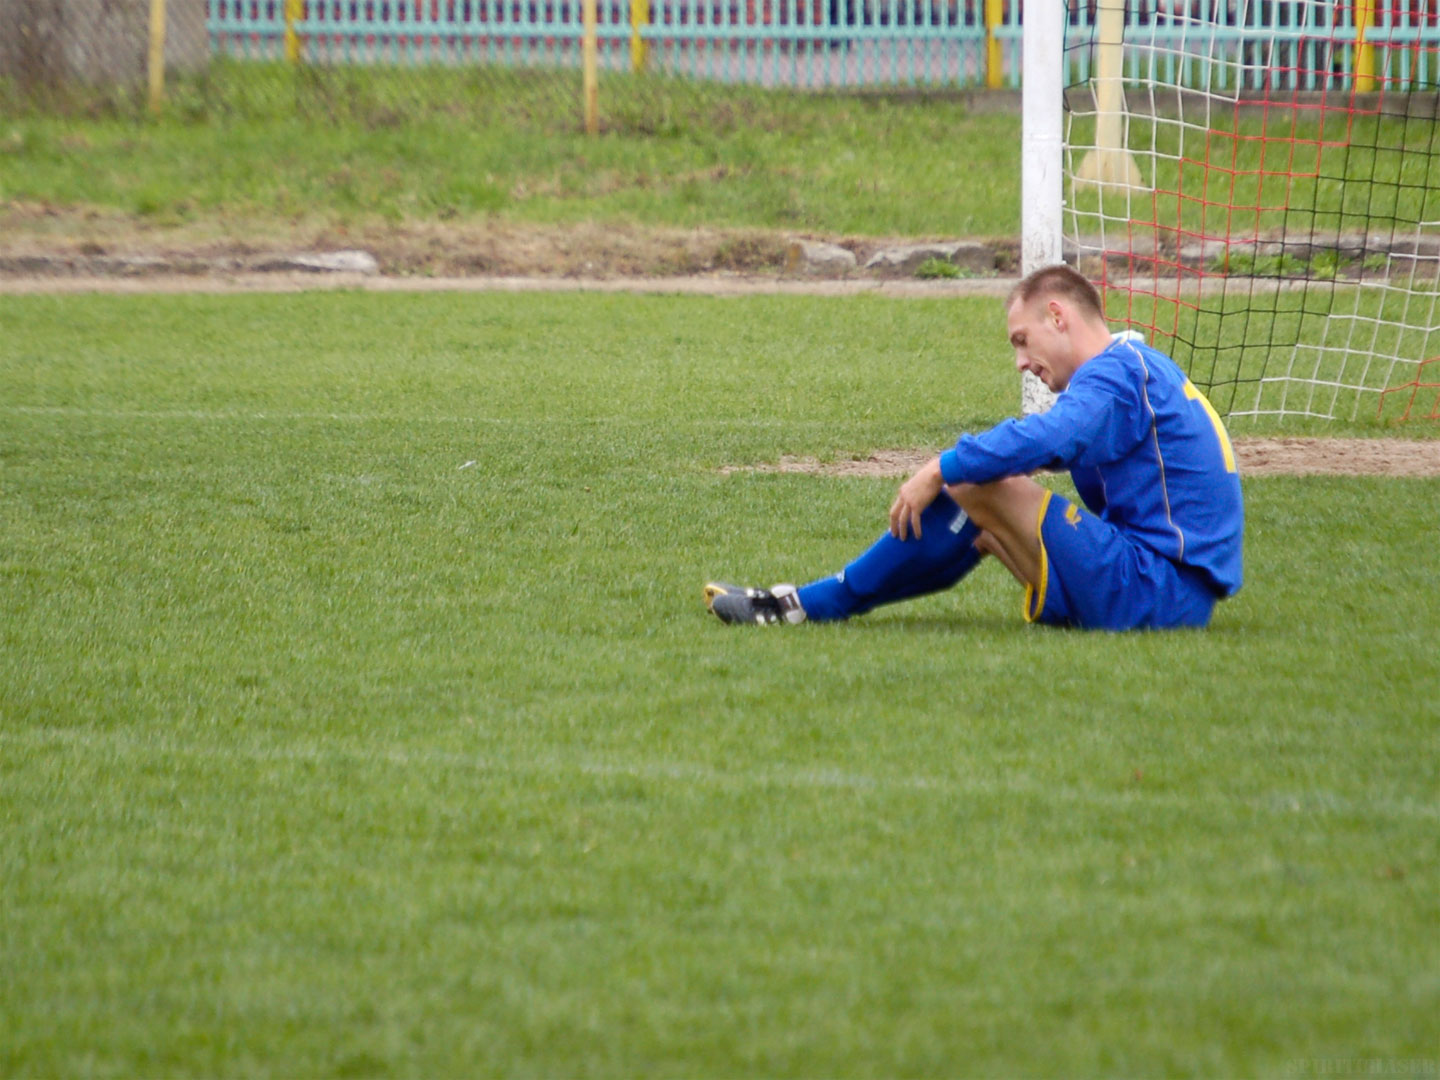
[937, 338, 1244, 597]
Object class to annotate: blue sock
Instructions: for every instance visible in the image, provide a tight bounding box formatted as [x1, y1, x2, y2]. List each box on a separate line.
[796, 493, 983, 622]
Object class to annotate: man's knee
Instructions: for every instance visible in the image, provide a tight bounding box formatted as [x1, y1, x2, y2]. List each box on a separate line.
[946, 476, 1047, 534]
[947, 478, 1049, 589]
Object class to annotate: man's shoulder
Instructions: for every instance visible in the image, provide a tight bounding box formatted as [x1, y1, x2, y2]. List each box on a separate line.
[1071, 341, 1150, 397]
[1081, 340, 1188, 390]
[1098, 336, 1179, 366]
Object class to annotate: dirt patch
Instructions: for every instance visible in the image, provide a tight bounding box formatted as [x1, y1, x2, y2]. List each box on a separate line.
[0, 204, 1016, 282]
[1233, 437, 1440, 476]
[0, 271, 1016, 298]
[0, 207, 794, 278]
[722, 438, 1440, 478]
[720, 449, 939, 479]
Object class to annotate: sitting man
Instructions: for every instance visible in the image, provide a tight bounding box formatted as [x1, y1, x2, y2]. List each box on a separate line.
[705, 263, 1244, 631]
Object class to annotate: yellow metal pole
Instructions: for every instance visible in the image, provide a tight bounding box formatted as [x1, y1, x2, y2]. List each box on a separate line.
[583, 0, 599, 135]
[285, 0, 304, 63]
[1074, 0, 1146, 191]
[1355, 0, 1376, 93]
[631, 0, 649, 72]
[984, 0, 1003, 90]
[147, 0, 167, 113]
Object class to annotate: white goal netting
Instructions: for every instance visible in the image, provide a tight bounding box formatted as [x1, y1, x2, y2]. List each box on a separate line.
[1063, 0, 1440, 422]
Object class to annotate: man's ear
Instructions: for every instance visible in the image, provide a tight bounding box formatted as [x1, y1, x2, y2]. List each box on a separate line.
[1048, 299, 1066, 331]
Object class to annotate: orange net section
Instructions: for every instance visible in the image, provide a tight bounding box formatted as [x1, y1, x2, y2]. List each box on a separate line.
[1379, 356, 1440, 419]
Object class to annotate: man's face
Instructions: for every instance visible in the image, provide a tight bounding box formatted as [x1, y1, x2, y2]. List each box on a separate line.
[1007, 297, 1077, 392]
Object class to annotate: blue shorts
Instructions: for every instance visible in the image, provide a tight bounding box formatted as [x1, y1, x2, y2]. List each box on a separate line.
[1025, 491, 1218, 631]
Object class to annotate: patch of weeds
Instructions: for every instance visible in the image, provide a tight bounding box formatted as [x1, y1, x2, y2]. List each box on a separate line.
[1309, 249, 1345, 279]
[1209, 251, 1247, 276]
[1264, 252, 1310, 277]
[915, 257, 960, 279]
[1208, 250, 1309, 277]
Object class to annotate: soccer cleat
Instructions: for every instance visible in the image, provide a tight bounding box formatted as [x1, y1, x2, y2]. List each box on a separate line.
[703, 582, 806, 626]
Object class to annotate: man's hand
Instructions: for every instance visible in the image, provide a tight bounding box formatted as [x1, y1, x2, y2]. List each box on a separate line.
[888, 457, 945, 540]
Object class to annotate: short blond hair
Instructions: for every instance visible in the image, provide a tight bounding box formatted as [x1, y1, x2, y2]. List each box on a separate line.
[1006, 264, 1105, 322]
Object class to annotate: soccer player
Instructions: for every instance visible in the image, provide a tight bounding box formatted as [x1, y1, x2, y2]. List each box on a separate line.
[705, 263, 1244, 631]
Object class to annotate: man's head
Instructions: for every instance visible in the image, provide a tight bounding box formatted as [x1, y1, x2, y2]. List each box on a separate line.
[1004, 264, 1112, 392]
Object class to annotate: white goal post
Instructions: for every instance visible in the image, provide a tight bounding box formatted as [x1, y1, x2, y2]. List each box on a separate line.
[1019, 0, 1064, 416]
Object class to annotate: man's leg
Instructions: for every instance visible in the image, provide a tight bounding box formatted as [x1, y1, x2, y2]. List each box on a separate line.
[973, 529, 1028, 586]
[706, 478, 1052, 626]
[792, 491, 985, 621]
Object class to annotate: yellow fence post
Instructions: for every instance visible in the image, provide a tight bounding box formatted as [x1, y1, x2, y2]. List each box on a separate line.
[631, 0, 650, 73]
[1355, 0, 1376, 92]
[147, 0, 167, 113]
[984, 0, 1003, 89]
[1074, 0, 1146, 192]
[583, 0, 599, 135]
[285, 0, 304, 62]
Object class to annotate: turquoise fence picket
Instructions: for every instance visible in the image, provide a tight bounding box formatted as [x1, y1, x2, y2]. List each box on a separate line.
[209, 0, 994, 84]
[207, 1, 1440, 90]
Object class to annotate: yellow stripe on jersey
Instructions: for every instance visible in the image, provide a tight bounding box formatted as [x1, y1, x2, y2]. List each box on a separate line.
[1184, 380, 1238, 473]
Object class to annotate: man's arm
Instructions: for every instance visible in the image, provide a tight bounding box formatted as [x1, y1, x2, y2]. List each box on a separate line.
[889, 457, 945, 540]
[940, 387, 1110, 487]
[889, 357, 1142, 540]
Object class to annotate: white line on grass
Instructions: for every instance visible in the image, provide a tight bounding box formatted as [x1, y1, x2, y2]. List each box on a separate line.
[1, 404, 515, 425]
[0, 404, 818, 428]
[6, 725, 1438, 825]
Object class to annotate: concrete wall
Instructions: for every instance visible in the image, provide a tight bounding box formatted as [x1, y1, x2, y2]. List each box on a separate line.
[1, 0, 207, 88]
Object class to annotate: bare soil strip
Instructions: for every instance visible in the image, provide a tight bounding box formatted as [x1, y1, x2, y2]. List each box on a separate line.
[0, 271, 1014, 298]
[722, 439, 1440, 478]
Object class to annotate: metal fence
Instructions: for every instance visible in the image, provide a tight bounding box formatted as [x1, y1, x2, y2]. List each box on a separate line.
[206, 0, 999, 88]
[5, 0, 1440, 106]
[197, 0, 1440, 91]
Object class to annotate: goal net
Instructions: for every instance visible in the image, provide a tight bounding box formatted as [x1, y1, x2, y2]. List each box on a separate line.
[1062, 0, 1440, 422]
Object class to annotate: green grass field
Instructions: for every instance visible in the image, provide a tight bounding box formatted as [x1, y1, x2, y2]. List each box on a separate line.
[2, 289, 1438, 1076]
[1, 64, 1019, 238]
[13, 63, 1440, 249]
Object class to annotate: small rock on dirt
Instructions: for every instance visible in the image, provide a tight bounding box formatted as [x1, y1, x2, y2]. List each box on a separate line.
[253, 250, 380, 275]
[864, 242, 995, 278]
[785, 240, 857, 278]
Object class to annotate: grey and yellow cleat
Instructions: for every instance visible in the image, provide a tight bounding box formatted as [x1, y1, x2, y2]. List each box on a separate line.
[704, 582, 806, 625]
